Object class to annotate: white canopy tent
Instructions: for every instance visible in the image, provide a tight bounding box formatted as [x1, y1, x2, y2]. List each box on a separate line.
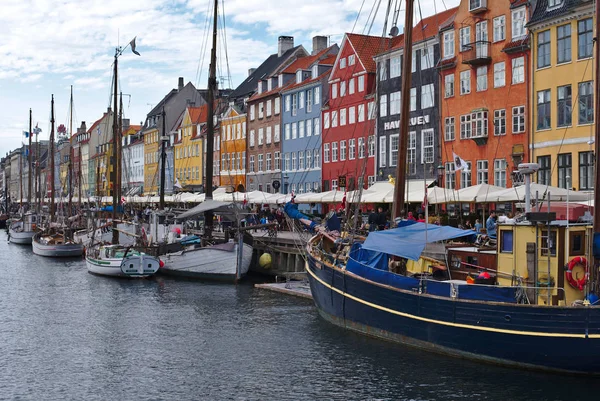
[485, 183, 592, 203]
[455, 183, 505, 203]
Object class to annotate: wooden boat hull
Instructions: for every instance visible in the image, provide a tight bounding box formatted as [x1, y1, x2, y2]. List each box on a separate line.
[305, 245, 600, 375]
[160, 243, 253, 282]
[85, 246, 160, 278]
[9, 226, 35, 244]
[32, 237, 84, 257]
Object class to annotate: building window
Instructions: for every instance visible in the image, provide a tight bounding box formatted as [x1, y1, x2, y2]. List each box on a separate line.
[476, 66, 487, 91]
[494, 159, 507, 187]
[274, 151, 280, 170]
[258, 128, 264, 145]
[557, 24, 572, 64]
[579, 151, 594, 190]
[460, 114, 472, 139]
[512, 106, 526, 133]
[266, 100, 272, 117]
[249, 130, 255, 146]
[348, 54, 355, 65]
[408, 132, 416, 174]
[538, 30, 551, 68]
[349, 78, 355, 95]
[460, 70, 471, 94]
[443, 31, 455, 59]
[379, 61, 387, 81]
[340, 81, 346, 97]
[358, 137, 366, 159]
[389, 134, 399, 167]
[291, 152, 296, 170]
[493, 15, 506, 42]
[389, 91, 401, 115]
[578, 18, 593, 59]
[494, 110, 506, 136]
[324, 143, 330, 163]
[258, 154, 264, 172]
[314, 117, 320, 136]
[537, 89, 551, 130]
[461, 162, 472, 188]
[410, 87, 417, 110]
[358, 75, 365, 92]
[445, 117, 455, 141]
[368, 101, 375, 120]
[306, 150, 312, 169]
[368, 135, 375, 157]
[292, 94, 298, 116]
[331, 179, 338, 191]
[331, 83, 337, 99]
[306, 90, 313, 112]
[380, 94, 388, 117]
[472, 110, 488, 137]
[331, 142, 338, 162]
[459, 27, 470, 51]
[340, 140, 346, 161]
[477, 160, 488, 184]
[249, 155, 255, 172]
[557, 85, 572, 127]
[349, 106, 356, 124]
[250, 105, 255, 120]
[266, 153, 272, 171]
[421, 46, 434, 69]
[331, 110, 338, 128]
[349, 139, 356, 160]
[357, 104, 365, 122]
[511, 7, 527, 39]
[537, 155, 551, 185]
[557, 153, 572, 189]
[421, 129, 434, 164]
[445, 74, 455, 98]
[512, 57, 524, 84]
[339, 109, 346, 126]
[274, 124, 280, 142]
[445, 162, 455, 189]
[314, 87, 320, 104]
[579, 81, 594, 124]
[548, 0, 563, 7]
[340, 57, 346, 69]
[421, 84, 434, 108]
[379, 136, 386, 167]
[297, 151, 304, 170]
[493, 62, 505, 87]
[284, 153, 290, 171]
[390, 56, 401, 78]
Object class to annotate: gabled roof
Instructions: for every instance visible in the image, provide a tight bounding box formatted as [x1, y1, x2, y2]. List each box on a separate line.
[229, 45, 306, 100]
[390, 7, 458, 50]
[281, 46, 335, 74]
[320, 55, 337, 65]
[248, 80, 295, 103]
[189, 105, 210, 124]
[281, 70, 331, 94]
[528, 0, 586, 27]
[86, 112, 109, 135]
[345, 33, 392, 73]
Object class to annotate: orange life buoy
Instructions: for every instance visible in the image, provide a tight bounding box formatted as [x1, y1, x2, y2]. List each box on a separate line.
[566, 256, 588, 291]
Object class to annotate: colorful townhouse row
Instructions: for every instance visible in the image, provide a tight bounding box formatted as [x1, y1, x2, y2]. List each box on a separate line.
[1, 0, 597, 205]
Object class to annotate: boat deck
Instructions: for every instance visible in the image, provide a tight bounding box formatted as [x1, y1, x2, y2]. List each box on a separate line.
[255, 281, 313, 299]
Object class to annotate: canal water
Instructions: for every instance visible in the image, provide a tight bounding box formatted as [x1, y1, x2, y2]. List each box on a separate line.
[1, 230, 600, 401]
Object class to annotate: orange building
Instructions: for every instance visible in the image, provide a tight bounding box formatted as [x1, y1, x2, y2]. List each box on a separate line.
[219, 104, 246, 191]
[440, 0, 531, 192]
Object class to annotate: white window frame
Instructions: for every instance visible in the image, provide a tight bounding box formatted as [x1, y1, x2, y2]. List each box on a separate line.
[445, 117, 455, 141]
[493, 15, 506, 42]
[443, 30, 455, 59]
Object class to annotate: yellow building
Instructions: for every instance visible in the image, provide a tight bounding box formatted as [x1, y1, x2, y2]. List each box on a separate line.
[529, 1, 595, 191]
[219, 105, 246, 191]
[174, 106, 205, 191]
[143, 125, 160, 195]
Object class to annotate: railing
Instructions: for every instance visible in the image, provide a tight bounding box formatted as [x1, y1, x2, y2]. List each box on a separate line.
[462, 41, 491, 65]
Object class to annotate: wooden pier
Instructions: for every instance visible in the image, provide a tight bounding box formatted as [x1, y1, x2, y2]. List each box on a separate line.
[249, 229, 309, 276]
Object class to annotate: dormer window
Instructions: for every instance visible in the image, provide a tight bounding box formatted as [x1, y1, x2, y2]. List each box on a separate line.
[278, 74, 283, 87]
[548, 0, 562, 9]
[312, 65, 319, 78]
[257, 82, 263, 94]
[296, 70, 302, 84]
[267, 79, 272, 91]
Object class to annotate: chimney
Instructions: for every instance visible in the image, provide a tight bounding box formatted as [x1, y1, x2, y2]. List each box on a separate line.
[278, 36, 294, 57]
[312, 36, 328, 55]
[178, 77, 184, 91]
[123, 119, 130, 129]
[248, 68, 257, 77]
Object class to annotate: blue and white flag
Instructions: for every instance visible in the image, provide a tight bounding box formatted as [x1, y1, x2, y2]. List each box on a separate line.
[23, 131, 29, 138]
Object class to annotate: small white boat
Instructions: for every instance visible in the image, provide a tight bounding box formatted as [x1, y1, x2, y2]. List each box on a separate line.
[85, 244, 161, 278]
[74, 222, 137, 247]
[160, 241, 253, 282]
[9, 213, 39, 244]
[32, 231, 84, 257]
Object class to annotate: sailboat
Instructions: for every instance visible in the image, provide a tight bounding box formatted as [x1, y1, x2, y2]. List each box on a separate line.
[85, 41, 161, 278]
[9, 109, 39, 244]
[157, 0, 253, 282]
[32, 89, 85, 257]
[285, 0, 600, 375]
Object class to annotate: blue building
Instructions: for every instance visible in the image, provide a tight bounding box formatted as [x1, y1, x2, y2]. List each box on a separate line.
[280, 42, 337, 203]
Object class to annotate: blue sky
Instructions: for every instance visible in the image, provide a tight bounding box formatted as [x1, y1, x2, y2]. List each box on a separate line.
[0, 0, 459, 158]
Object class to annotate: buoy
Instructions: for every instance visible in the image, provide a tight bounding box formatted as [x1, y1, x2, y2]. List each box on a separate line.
[259, 253, 272, 269]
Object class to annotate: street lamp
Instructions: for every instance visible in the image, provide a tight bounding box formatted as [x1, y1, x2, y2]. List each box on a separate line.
[283, 175, 289, 194]
[437, 164, 445, 188]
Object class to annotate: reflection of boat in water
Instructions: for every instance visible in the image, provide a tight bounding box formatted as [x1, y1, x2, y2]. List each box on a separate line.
[85, 244, 161, 278]
[32, 230, 84, 257]
[9, 213, 38, 244]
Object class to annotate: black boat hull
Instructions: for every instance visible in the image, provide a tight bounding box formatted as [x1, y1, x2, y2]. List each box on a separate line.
[306, 252, 600, 374]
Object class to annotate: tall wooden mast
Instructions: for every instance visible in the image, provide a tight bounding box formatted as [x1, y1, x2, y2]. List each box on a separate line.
[111, 48, 120, 245]
[50, 95, 56, 219]
[68, 85, 73, 214]
[204, 0, 218, 238]
[392, 0, 415, 220]
[592, 1, 600, 286]
[28, 109, 32, 204]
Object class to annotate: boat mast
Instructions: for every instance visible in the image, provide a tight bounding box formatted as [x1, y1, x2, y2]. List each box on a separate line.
[35, 126, 40, 212]
[204, 0, 218, 238]
[68, 85, 73, 214]
[50, 95, 56, 219]
[593, 2, 600, 288]
[111, 48, 120, 245]
[118, 93, 123, 207]
[159, 105, 166, 210]
[78, 146, 82, 209]
[19, 142, 23, 210]
[28, 109, 32, 205]
[392, 0, 415, 220]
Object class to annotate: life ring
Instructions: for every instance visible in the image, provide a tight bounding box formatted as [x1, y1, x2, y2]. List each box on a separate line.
[566, 256, 588, 291]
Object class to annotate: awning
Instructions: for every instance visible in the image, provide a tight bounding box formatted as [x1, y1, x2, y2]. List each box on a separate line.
[176, 199, 237, 220]
[362, 221, 476, 261]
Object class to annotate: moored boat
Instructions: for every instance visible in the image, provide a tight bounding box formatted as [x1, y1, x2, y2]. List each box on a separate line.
[8, 213, 38, 244]
[85, 244, 161, 277]
[32, 230, 84, 257]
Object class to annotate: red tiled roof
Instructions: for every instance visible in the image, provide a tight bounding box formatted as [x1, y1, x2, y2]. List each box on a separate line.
[282, 46, 334, 74]
[188, 105, 210, 124]
[248, 81, 294, 103]
[390, 7, 458, 50]
[281, 70, 330, 93]
[511, 0, 528, 7]
[320, 55, 336, 65]
[86, 113, 107, 135]
[346, 33, 392, 73]
[502, 36, 530, 52]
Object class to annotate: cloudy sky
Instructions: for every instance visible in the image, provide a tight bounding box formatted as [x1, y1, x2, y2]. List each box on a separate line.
[0, 0, 459, 158]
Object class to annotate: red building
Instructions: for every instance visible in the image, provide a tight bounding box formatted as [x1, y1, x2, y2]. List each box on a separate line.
[321, 34, 390, 193]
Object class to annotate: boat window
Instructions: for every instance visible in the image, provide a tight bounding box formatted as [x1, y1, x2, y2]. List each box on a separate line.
[569, 231, 585, 256]
[500, 230, 513, 253]
[541, 230, 557, 257]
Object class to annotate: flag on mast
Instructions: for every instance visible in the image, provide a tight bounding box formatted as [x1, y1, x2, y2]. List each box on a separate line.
[129, 37, 141, 56]
[453, 152, 469, 171]
[174, 178, 182, 189]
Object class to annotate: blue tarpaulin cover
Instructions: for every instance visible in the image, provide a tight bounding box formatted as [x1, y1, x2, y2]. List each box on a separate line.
[362, 221, 476, 261]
